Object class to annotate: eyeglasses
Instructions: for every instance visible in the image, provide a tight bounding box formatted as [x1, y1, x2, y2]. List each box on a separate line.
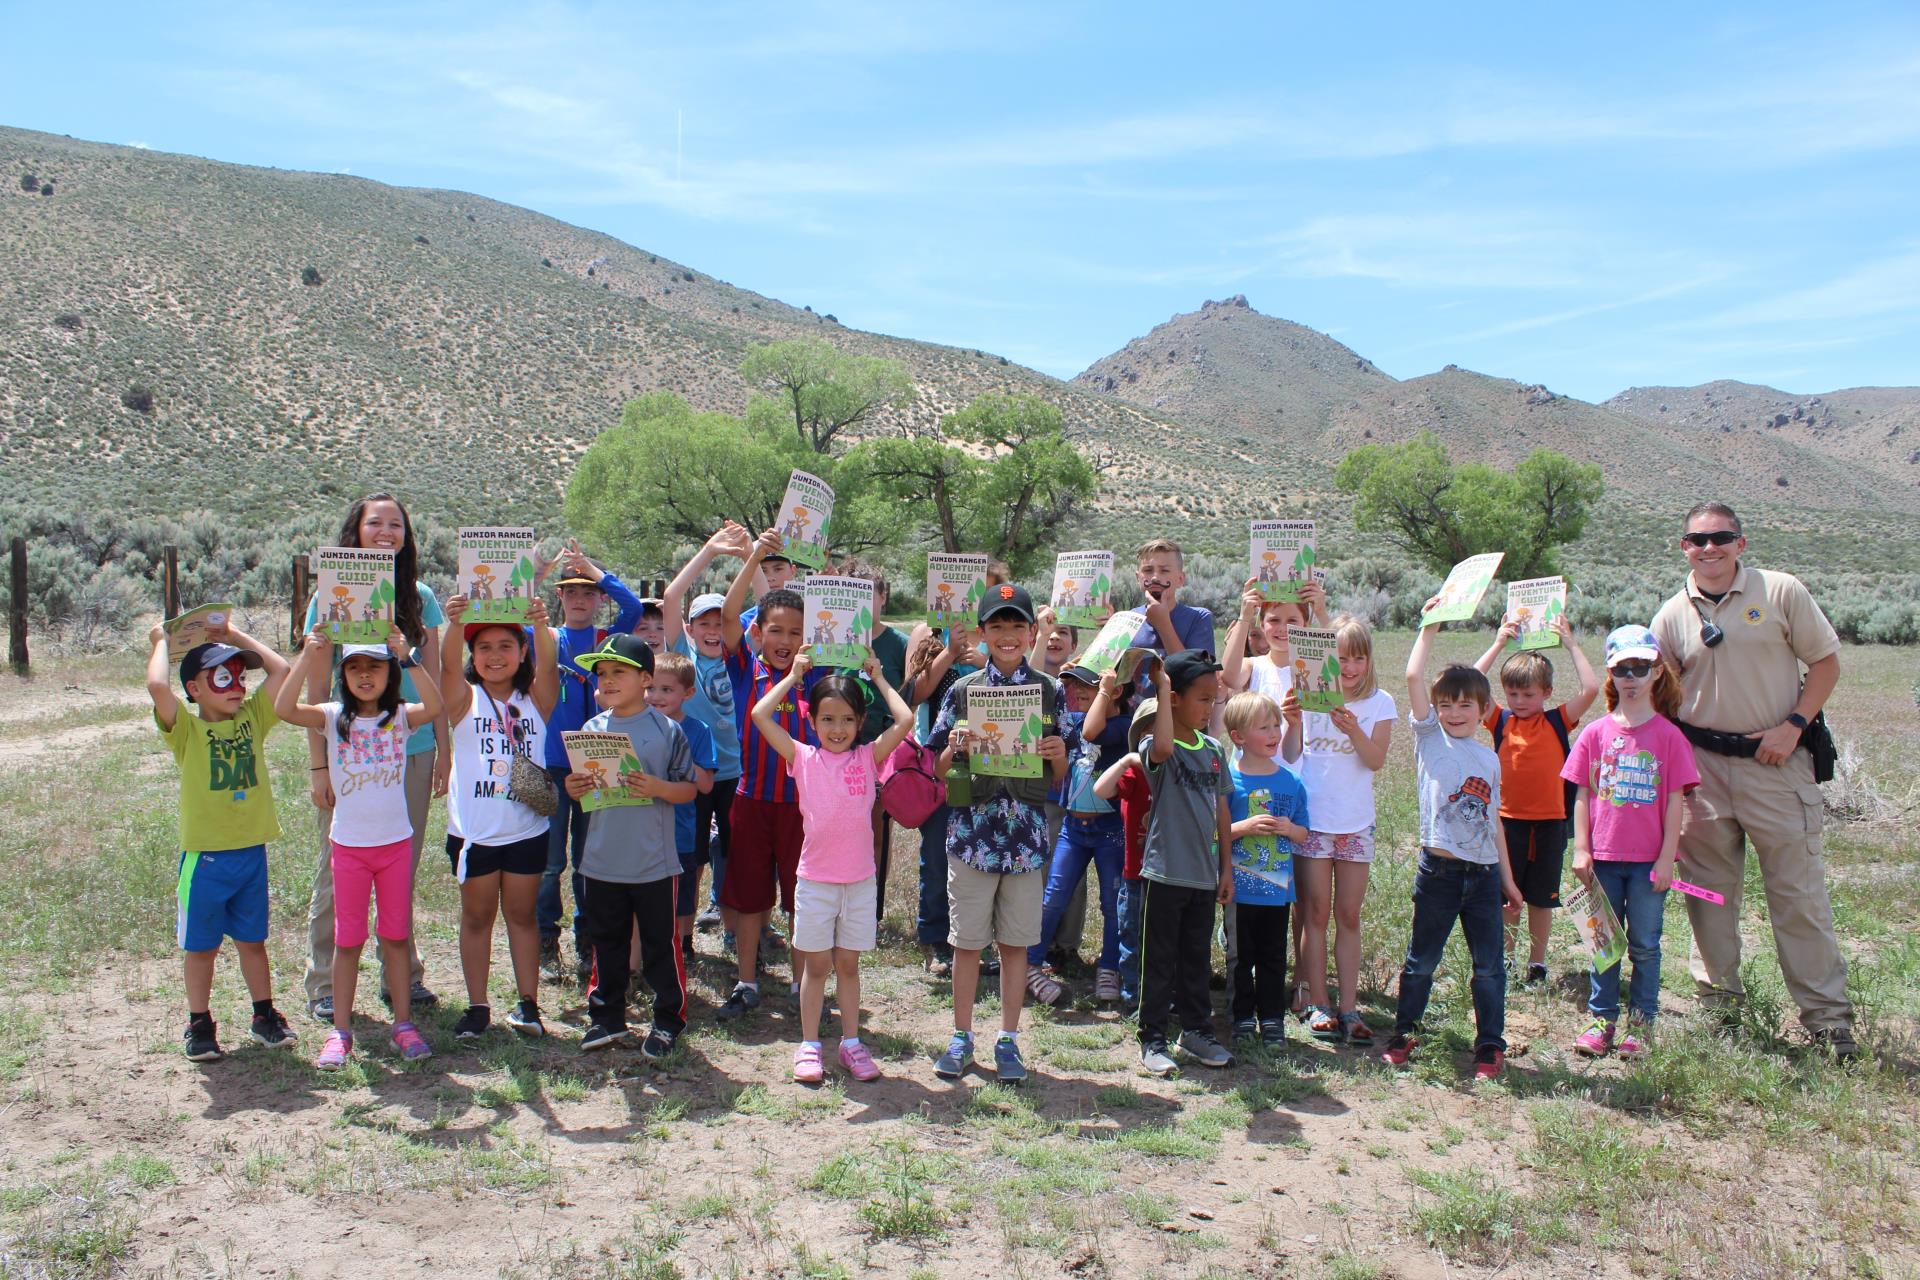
[1682, 531, 1741, 548]
[1610, 662, 1654, 679]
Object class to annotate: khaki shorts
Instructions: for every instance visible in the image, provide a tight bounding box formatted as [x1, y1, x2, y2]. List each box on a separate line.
[947, 855, 1043, 950]
[792, 876, 878, 953]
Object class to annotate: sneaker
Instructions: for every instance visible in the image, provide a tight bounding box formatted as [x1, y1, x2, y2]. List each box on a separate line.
[933, 1031, 974, 1079]
[1472, 1046, 1505, 1080]
[1093, 968, 1121, 1003]
[409, 982, 438, 1009]
[1573, 1019, 1616, 1058]
[539, 938, 565, 982]
[1140, 1040, 1177, 1076]
[1337, 1011, 1375, 1046]
[696, 906, 722, 930]
[453, 1005, 491, 1039]
[793, 1042, 826, 1083]
[1616, 1027, 1650, 1059]
[1811, 1026, 1862, 1064]
[839, 1039, 881, 1081]
[1524, 962, 1548, 986]
[580, 1021, 627, 1052]
[980, 948, 1000, 976]
[1026, 966, 1066, 1007]
[1379, 1034, 1416, 1067]
[307, 996, 334, 1023]
[922, 944, 953, 978]
[716, 983, 761, 1021]
[184, 1017, 222, 1063]
[1178, 1030, 1233, 1068]
[250, 1008, 295, 1049]
[316, 1028, 352, 1070]
[389, 1022, 431, 1061]
[1261, 1019, 1288, 1048]
[504, 999, 546, 1037]
[994, 1036, 1028, 1084]
[641, 1026, 678, 1061]
[1229, 1017, 1259, 1047]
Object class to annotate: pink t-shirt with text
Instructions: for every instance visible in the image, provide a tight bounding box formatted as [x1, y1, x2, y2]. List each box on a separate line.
[1560, 713, 1700, 862]
[792, 742, 879, 884]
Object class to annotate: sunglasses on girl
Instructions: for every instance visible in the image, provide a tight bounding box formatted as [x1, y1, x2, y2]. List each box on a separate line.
[1610, 661, 1655, 679]
[1681, 530, 1741, 548]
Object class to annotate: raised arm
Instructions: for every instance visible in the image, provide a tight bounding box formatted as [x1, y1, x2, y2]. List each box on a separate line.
[1472, 614, 1521, 676]
[1406, 607, 1441, 721]
[439, 594, 475, 723]
[1557, 615, 1600, 724]
[390, 623, 443, 725]
[1220, 578, 1261, 693]
[1093, 751, 1136, 802]
[1147, 665, 1175, 764]
[722, 527, 779, 653]
[219, 623, 292, 709]
[526, 598, 560, 718]
[664, 522, 750, 649]
[145, 624, 180, 731]
[274, 630, 334, 730]
[865, 656, 917, 762]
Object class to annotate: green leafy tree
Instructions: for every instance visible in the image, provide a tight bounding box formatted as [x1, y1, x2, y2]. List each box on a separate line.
[1333, 432, 1603, 579]
[842, 392, 1097, 578]
[740, 337, 915, 453]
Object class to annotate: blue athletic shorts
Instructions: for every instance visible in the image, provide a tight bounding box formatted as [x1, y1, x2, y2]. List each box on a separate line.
[176, 845, 270, 952]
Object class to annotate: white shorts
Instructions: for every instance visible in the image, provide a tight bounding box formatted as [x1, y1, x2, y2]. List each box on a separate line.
[791, 876, 878, 953]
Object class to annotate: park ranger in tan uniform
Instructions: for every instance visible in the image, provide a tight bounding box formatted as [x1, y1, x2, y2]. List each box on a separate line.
[1649, 501, 1856, 1060]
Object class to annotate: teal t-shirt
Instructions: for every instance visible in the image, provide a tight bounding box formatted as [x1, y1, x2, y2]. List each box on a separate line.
[303, 582, 445, 756]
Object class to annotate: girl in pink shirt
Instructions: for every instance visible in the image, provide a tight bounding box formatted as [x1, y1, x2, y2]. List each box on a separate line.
[1560, 626, 1700, 1059]
[752, 652, 914, 1084]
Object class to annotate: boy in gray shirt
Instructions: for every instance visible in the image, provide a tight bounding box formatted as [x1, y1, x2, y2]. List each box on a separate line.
[1383, 616, 1523, 1079]
[562, 635, 696, 1058]
[1136, 650, 1236, 1075]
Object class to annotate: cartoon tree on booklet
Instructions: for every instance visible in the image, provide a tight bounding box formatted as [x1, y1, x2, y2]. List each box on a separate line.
[965, 578, 988, 611]
[1292, 544, 1316, 579]
[1319, 654, 1342, 690]
[1018, 711, 1045, 760]
[508, 554, 536, 599]
[620, 752, 642, 776]
[851, 602, 873, 645]
[1092, 571, 1110, 606]
[367, 578, 397, 617]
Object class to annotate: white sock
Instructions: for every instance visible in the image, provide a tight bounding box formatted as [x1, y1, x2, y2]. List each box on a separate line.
[801, 1039, 821, 1051]
[841, 1036, 861, 1049]
[737, 981, 757, 993]
[998, 1030, 1018, 1046]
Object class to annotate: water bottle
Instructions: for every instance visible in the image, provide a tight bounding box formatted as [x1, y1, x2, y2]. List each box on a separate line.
[944, 717, 973, 807]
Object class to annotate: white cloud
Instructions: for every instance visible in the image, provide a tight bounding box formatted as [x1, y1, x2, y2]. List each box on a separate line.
[1698, 245, 1920, 329]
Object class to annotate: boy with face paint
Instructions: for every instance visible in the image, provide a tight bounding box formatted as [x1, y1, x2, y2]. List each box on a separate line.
[1130, 539, 1216, 657]
[146, 619, 296, 1063]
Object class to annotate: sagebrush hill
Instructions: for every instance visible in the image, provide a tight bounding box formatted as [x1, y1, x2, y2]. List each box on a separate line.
[4, 126, 1916, 577]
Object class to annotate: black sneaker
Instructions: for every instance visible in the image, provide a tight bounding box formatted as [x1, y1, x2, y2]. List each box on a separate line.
[1811, 1027, 1862, 1064]
[1261, 1019, 1288, 1048]
[409, 981, 438, 1009]
[1229, 1017, 1259, 1047]
[641, 1026, 678, 1061]
[580, 1021, 627, 1052]
[539, 938, 565, 982]
[250, 1008, 295, 1049]
[453, 1005, 491, 1039]
[681, 935, 696, 965]
[1524, 962, 1548, 986]
[505, 999, 545, 1037]
[715, 983, 761, 1022]
[184, 1017, 223, 1062]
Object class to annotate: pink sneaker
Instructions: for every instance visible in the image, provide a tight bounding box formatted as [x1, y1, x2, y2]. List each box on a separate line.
[1573, 1019, 1616, 1058]
[793, 1043, 825, 1084]
[1617, 1027, 1651, 1059]
[316, 1029, 352, 1071]
[838, 1039, 881, 1081]
[390, 1022, 432, 1061]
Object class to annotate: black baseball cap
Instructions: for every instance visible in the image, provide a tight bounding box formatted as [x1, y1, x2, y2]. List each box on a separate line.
[179, 642, 262, 700]
[574, 632, 654, 675]
[979, 583, 1036, 625]
[1060, 663, 1100, 686]
[1164, 649, 1223, 692]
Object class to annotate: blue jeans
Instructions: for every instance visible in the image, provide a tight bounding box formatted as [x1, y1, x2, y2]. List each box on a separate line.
[539, 765, 589, 955]
[1392, 851, 1507, 1051]
[917, 804, 952, 947]
[1588, 860, 1668, 1024]
[1028, 813, 1124, 969]
[1116, 878, 1144, 1003]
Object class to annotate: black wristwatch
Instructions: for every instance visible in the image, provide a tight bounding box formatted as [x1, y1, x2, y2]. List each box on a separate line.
[399, 650, 420, 670]
[1785, 712, 1808, 730]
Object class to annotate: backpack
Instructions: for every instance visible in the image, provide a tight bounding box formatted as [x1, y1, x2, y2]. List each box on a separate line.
[879, 737, 945, 829]
[1491, 706, 1577, 818]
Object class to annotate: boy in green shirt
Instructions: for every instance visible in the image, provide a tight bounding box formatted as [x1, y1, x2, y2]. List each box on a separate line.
[146, 620, 296, 1062]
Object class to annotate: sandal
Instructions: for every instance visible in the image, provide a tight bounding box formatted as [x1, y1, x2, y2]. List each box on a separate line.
[1290, 982, 1310, 1017]
[1338, 1011, 1374, 1045]
[1306, 1005, 1341, 1041]
[1025, 966, 1066, 1007]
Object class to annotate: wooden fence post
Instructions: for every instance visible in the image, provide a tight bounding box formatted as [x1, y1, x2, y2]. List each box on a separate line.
[161, 544, 181, 619]
[8, 538, 26, 674]
[291, 554, 311, 649]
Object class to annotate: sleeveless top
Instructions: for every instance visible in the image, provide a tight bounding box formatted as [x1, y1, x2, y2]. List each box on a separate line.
[446, 684, 549, 847]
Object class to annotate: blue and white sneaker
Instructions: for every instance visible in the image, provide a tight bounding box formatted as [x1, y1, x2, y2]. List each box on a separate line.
[933, 1030, 974, 1079]
[994, 1035, 1028, 1084]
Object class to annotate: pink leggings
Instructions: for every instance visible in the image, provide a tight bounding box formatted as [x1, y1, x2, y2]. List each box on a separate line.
[331, 838, 415, 948]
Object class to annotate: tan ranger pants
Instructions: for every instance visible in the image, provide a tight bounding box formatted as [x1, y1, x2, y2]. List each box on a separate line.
[1679, 746, 1852, 1033]
[303, 747, 436, 1005]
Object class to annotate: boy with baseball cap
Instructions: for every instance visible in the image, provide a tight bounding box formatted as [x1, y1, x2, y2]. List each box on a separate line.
[927, 584, 1069, 1083]
[145, 619, 296, 1062]
[563, 633, 697, 1056]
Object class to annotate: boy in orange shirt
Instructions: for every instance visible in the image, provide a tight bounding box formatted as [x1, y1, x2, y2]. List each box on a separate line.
[1472, 612, 1598, 982]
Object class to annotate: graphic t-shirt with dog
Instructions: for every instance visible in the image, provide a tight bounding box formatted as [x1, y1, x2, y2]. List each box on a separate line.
[1410, 709, 1501, 865]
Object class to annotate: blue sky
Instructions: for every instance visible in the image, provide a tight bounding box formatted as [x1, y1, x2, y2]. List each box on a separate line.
[7, 3, 1918, 401]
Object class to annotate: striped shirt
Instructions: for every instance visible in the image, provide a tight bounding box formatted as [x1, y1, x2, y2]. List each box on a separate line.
[725, 642, 817, 804]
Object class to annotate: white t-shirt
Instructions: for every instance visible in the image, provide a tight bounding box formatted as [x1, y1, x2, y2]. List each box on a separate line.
[447, 686, 549, 847]
[323, 703, 414, 848]
[1245, 654, 1294, 708]
[1297, 688, 1395, 833]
